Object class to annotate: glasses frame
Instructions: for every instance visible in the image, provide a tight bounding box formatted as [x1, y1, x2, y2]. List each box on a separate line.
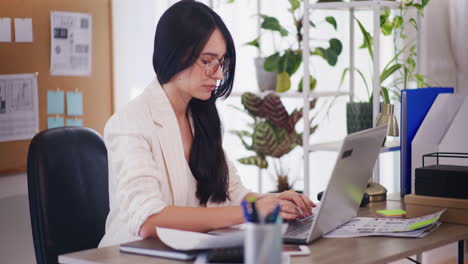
[198, 56, 228, 79]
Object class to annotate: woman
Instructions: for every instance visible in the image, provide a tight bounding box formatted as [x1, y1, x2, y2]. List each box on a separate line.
[99, 0, 315, 247]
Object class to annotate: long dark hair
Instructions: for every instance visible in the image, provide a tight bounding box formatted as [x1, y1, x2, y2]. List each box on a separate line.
[153, 0, 236, 205]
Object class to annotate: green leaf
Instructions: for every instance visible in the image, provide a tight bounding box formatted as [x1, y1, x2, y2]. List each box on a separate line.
[324, 39, 342, 66]
[381, 87, 390, 104]
[392, 16, 403, 29]
[298, 75, 317, 92]
[261, 16, 289, 37]
[325, 16, 337, 30]
[252, 122, 278, 155]
[413, 3, 423, 10]
[278, 51, 302, 76]
[355, 17, 373, 59]
[381, 21, 393, 36]
[227, 0, 235, 3]
[311, 47, 326, 59]
[288, 0, 300, 12]
[380, 63, 402, 83]
[325, 49, 338, 66]
[415, 74, 424, 87]
[241, 92, 264, 117]
[238, 156, 268, 169]
[380, 9, 390, 26]
[422, 0, 430, 7]
[409, 18, 418, 30]
[313, 39, 342, 66]
[263, 53, 281, 72]
[329, 38, 343, 55]
[406, 57, 416, 72]
[244, 37, 260, 49]
[338, 67, 370, 100]
[276, 72, 291, 92]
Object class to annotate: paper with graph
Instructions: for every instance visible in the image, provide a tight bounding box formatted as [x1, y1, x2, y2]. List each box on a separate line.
[0, 73, 39, 142]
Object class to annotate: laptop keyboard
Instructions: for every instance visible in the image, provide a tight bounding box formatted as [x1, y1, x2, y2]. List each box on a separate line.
[284, 214, 315, 238]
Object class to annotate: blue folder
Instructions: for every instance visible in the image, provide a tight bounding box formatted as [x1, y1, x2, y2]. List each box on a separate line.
[400, 87, 454, 195]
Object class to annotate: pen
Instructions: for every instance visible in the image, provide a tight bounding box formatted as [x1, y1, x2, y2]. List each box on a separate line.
[266, 204, 280, 223]
[241, 199, 252, 222]
[247, 197, 260, 223]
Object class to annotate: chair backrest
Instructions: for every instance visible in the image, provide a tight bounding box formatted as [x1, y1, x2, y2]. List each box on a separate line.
[27, 127, 109, 264]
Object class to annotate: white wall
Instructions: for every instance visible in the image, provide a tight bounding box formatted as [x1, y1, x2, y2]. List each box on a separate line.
[0, 173, 36, 264]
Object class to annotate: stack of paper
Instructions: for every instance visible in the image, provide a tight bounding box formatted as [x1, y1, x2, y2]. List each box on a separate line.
[324, 210, 445, 238]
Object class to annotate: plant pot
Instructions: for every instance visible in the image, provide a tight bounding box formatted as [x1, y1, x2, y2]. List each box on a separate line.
[346, 102, 373, 134]
[254, 57, 277, 92]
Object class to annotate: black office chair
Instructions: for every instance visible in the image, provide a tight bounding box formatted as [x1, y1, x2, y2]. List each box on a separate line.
[27, 127, 109, 264]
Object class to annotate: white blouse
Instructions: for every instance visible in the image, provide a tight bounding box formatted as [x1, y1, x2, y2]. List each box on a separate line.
[98, 78, 250, 247]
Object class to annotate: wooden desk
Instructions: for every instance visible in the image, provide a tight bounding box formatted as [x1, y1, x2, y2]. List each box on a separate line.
[59, 200, 468, 264]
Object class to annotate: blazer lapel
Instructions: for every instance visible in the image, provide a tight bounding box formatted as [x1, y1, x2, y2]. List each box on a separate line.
[145, 78, 194, 206]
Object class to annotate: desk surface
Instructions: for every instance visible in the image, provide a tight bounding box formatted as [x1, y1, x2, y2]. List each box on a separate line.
[59, 199, 468, 264]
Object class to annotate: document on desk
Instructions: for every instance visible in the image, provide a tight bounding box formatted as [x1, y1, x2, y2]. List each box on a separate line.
[324, 209, 445, 238]
[156, 227, 244, 250]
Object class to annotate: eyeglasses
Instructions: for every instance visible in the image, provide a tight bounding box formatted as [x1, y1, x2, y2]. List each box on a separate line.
[199, 56, 228, 78]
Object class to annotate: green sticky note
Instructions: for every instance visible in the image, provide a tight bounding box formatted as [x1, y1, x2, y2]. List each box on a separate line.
[66, 118, 83, 127]
[407, 216, 439, 231]
[47, 117, 64, 129]
[377, 209, 406, 216]
[66, 91, 83, 116]
[47, 90, 64, 114]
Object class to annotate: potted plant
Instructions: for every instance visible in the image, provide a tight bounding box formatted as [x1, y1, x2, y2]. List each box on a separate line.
[230, 92, 318, 192]
[245, 0, 343, 93]
[341, 0, 434, 134]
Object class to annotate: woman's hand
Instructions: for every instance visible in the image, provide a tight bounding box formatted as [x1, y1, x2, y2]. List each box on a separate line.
[255, 195, 303, 221]
[275, 189, 316, 219]
[253, 190, 315, 221]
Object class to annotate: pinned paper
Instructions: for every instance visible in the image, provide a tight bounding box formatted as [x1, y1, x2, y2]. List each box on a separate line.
[47, 116, 64, 129]
[14, 18, 33, 43]
[0, 18, 11, 42]
[66, 91, 83, 116]
[47, 90, 64, 114]
[66, 118, 83, 127]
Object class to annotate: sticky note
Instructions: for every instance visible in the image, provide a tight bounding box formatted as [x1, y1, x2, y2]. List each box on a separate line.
[66, 91, 83, 116]
[47, 90, 64, 114]
[14, 18, 33, 43]
[407, 216, 439, 231]
[66, 118, 83, 127]
[376, 209, 407, 217]
[47, 116, 64, 129]
[0, 18, 11, 42]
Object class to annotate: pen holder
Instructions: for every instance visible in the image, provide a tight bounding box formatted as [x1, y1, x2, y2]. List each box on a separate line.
[244, 222, 282, 264]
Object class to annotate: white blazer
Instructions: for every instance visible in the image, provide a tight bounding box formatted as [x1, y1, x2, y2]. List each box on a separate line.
[99, 78, 250, 247]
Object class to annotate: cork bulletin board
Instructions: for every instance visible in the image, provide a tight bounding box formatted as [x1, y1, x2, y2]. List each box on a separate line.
[0, 0, 113, 174]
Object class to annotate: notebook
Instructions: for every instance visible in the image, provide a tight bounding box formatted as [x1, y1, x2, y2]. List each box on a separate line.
[120, 238, 202, 260]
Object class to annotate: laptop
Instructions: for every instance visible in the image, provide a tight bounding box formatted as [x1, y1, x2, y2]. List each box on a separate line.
[283, 125, 388, 244]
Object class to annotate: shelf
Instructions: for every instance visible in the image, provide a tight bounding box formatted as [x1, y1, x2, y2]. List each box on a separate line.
[310, 0, 401, 10]
[230, 91, 349, 98]
[308, 138, 400, 152]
